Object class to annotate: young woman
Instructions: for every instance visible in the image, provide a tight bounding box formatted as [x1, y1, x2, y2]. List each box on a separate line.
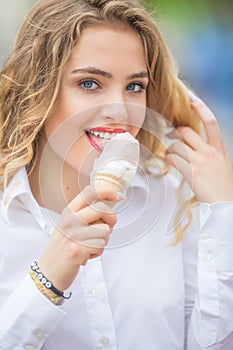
[0, 0, 233, 349]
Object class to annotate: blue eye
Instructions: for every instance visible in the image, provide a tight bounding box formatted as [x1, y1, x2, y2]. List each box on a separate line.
[126, 83, 144, 92]
[80, 80, 98, 90]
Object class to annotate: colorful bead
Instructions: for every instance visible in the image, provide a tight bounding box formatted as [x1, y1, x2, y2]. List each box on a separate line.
[29, 269, 64, 305]
[30, 261, 72, 300]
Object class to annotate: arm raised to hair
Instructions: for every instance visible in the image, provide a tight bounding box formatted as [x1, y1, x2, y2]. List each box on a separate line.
[167, 96, 233, 349]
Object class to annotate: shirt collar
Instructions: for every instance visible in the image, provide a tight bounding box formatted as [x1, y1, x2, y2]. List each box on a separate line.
[1, 167, 47, 229]
[1, 166, 148, 230]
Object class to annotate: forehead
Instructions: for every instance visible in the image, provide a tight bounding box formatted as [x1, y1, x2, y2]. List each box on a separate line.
[65, 24, 147, 72]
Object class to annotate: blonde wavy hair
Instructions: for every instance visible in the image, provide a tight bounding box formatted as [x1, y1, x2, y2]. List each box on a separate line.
[0, 0, 200, 240]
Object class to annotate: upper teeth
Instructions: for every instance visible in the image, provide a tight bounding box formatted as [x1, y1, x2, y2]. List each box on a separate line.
[88, 131, 123, 139]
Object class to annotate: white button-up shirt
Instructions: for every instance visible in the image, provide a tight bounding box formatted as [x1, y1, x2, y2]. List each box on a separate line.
[0, 167, 233, 350]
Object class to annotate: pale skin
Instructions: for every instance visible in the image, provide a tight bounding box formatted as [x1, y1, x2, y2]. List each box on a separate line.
[28, 24, 233, 294]
[33, 24, 148, 291]
[165, 96, 233, 203]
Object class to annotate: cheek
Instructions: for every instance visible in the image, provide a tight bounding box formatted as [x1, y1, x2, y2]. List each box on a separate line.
[44, 90, 81, 139]
[128, 104, 146, 132]
[64, 134, 100, 176]
[44, 113, 100, 175]
[44, 115, 58, 141]
[44, 104, 70, 141]
[64, 134, 88, 166]
[130, 126, 141, 138]
[44, 105, 97, 153]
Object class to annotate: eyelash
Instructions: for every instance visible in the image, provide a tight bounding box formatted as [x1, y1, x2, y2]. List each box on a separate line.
[77, 78, 147, 94]
[126, 82, 147, 93]
[78, 79, 99, 92]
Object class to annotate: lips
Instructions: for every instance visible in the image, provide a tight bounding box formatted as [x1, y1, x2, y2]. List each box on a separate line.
[85, 127, 126, 152]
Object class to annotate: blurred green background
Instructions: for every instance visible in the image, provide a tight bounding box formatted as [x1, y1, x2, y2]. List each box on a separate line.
[0, 0, 232, 155]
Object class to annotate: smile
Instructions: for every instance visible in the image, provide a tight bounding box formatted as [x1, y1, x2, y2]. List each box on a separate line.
[85, 127, 126, 152]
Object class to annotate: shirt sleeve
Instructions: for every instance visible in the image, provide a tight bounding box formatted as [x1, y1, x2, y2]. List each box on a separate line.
[0, 274, 65, 350]
[186, 201, 233, 349]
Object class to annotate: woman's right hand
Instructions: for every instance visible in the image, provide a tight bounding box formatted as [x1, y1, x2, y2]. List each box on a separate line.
[38, 183, 118, 292]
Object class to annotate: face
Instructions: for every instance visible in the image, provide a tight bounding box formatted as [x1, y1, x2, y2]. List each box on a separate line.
[44, 24, 149, 173]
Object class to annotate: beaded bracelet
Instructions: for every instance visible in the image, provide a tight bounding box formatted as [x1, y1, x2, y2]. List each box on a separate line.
[29, 269, 64, 305]
[30, 262, 72, 300]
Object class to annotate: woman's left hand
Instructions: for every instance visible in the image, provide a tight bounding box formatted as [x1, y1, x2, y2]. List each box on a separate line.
[165, 96, 233, 203]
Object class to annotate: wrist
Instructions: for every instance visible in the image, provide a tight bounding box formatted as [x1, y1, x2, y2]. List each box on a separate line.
[29, 268, 64, 305]
[29, 262, 72, 305]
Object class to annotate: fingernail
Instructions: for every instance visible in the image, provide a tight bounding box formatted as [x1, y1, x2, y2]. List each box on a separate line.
[188, 89, 198, 102]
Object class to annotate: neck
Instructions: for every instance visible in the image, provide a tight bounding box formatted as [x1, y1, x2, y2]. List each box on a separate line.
[29, 137, 86, 213]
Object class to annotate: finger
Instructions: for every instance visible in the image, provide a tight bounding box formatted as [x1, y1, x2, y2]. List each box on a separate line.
[64, 220, 112, 241]
[191, 97, 225, 151]
[167, 141, 194, 163]
[80, 238, 109, 251]
[82, 247, 105, 265]
[175, 126, 206, 152]
[56, 207, 113, 241]
[76, 238, 108, 249]
[75, 243, 105, 265]
[67, 184, 120, 213]
[60, 228, 108, 253]
[74, 202, 117, 228]
[165, 153, 193, 186]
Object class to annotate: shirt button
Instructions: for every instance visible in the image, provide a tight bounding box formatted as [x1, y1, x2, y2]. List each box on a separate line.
[200, 252, 213, 263]
[199, 233, 212, 241]
[24, 345, 35, 350]
[32, 329, 45, 341]
[100, 337, 110, 346]
[92, 288, 101, 297]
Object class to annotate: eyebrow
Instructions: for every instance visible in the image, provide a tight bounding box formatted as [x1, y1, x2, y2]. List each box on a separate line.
[127, 71, 149, 80]
[71, 66, 149, 80]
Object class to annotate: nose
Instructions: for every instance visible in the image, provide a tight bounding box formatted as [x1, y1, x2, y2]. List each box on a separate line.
[99, 102, 128, 123]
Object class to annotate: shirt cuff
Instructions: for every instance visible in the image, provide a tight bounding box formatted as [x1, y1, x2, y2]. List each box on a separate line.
[0, 274, 65, 349]
[198, 201, 233, 271]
